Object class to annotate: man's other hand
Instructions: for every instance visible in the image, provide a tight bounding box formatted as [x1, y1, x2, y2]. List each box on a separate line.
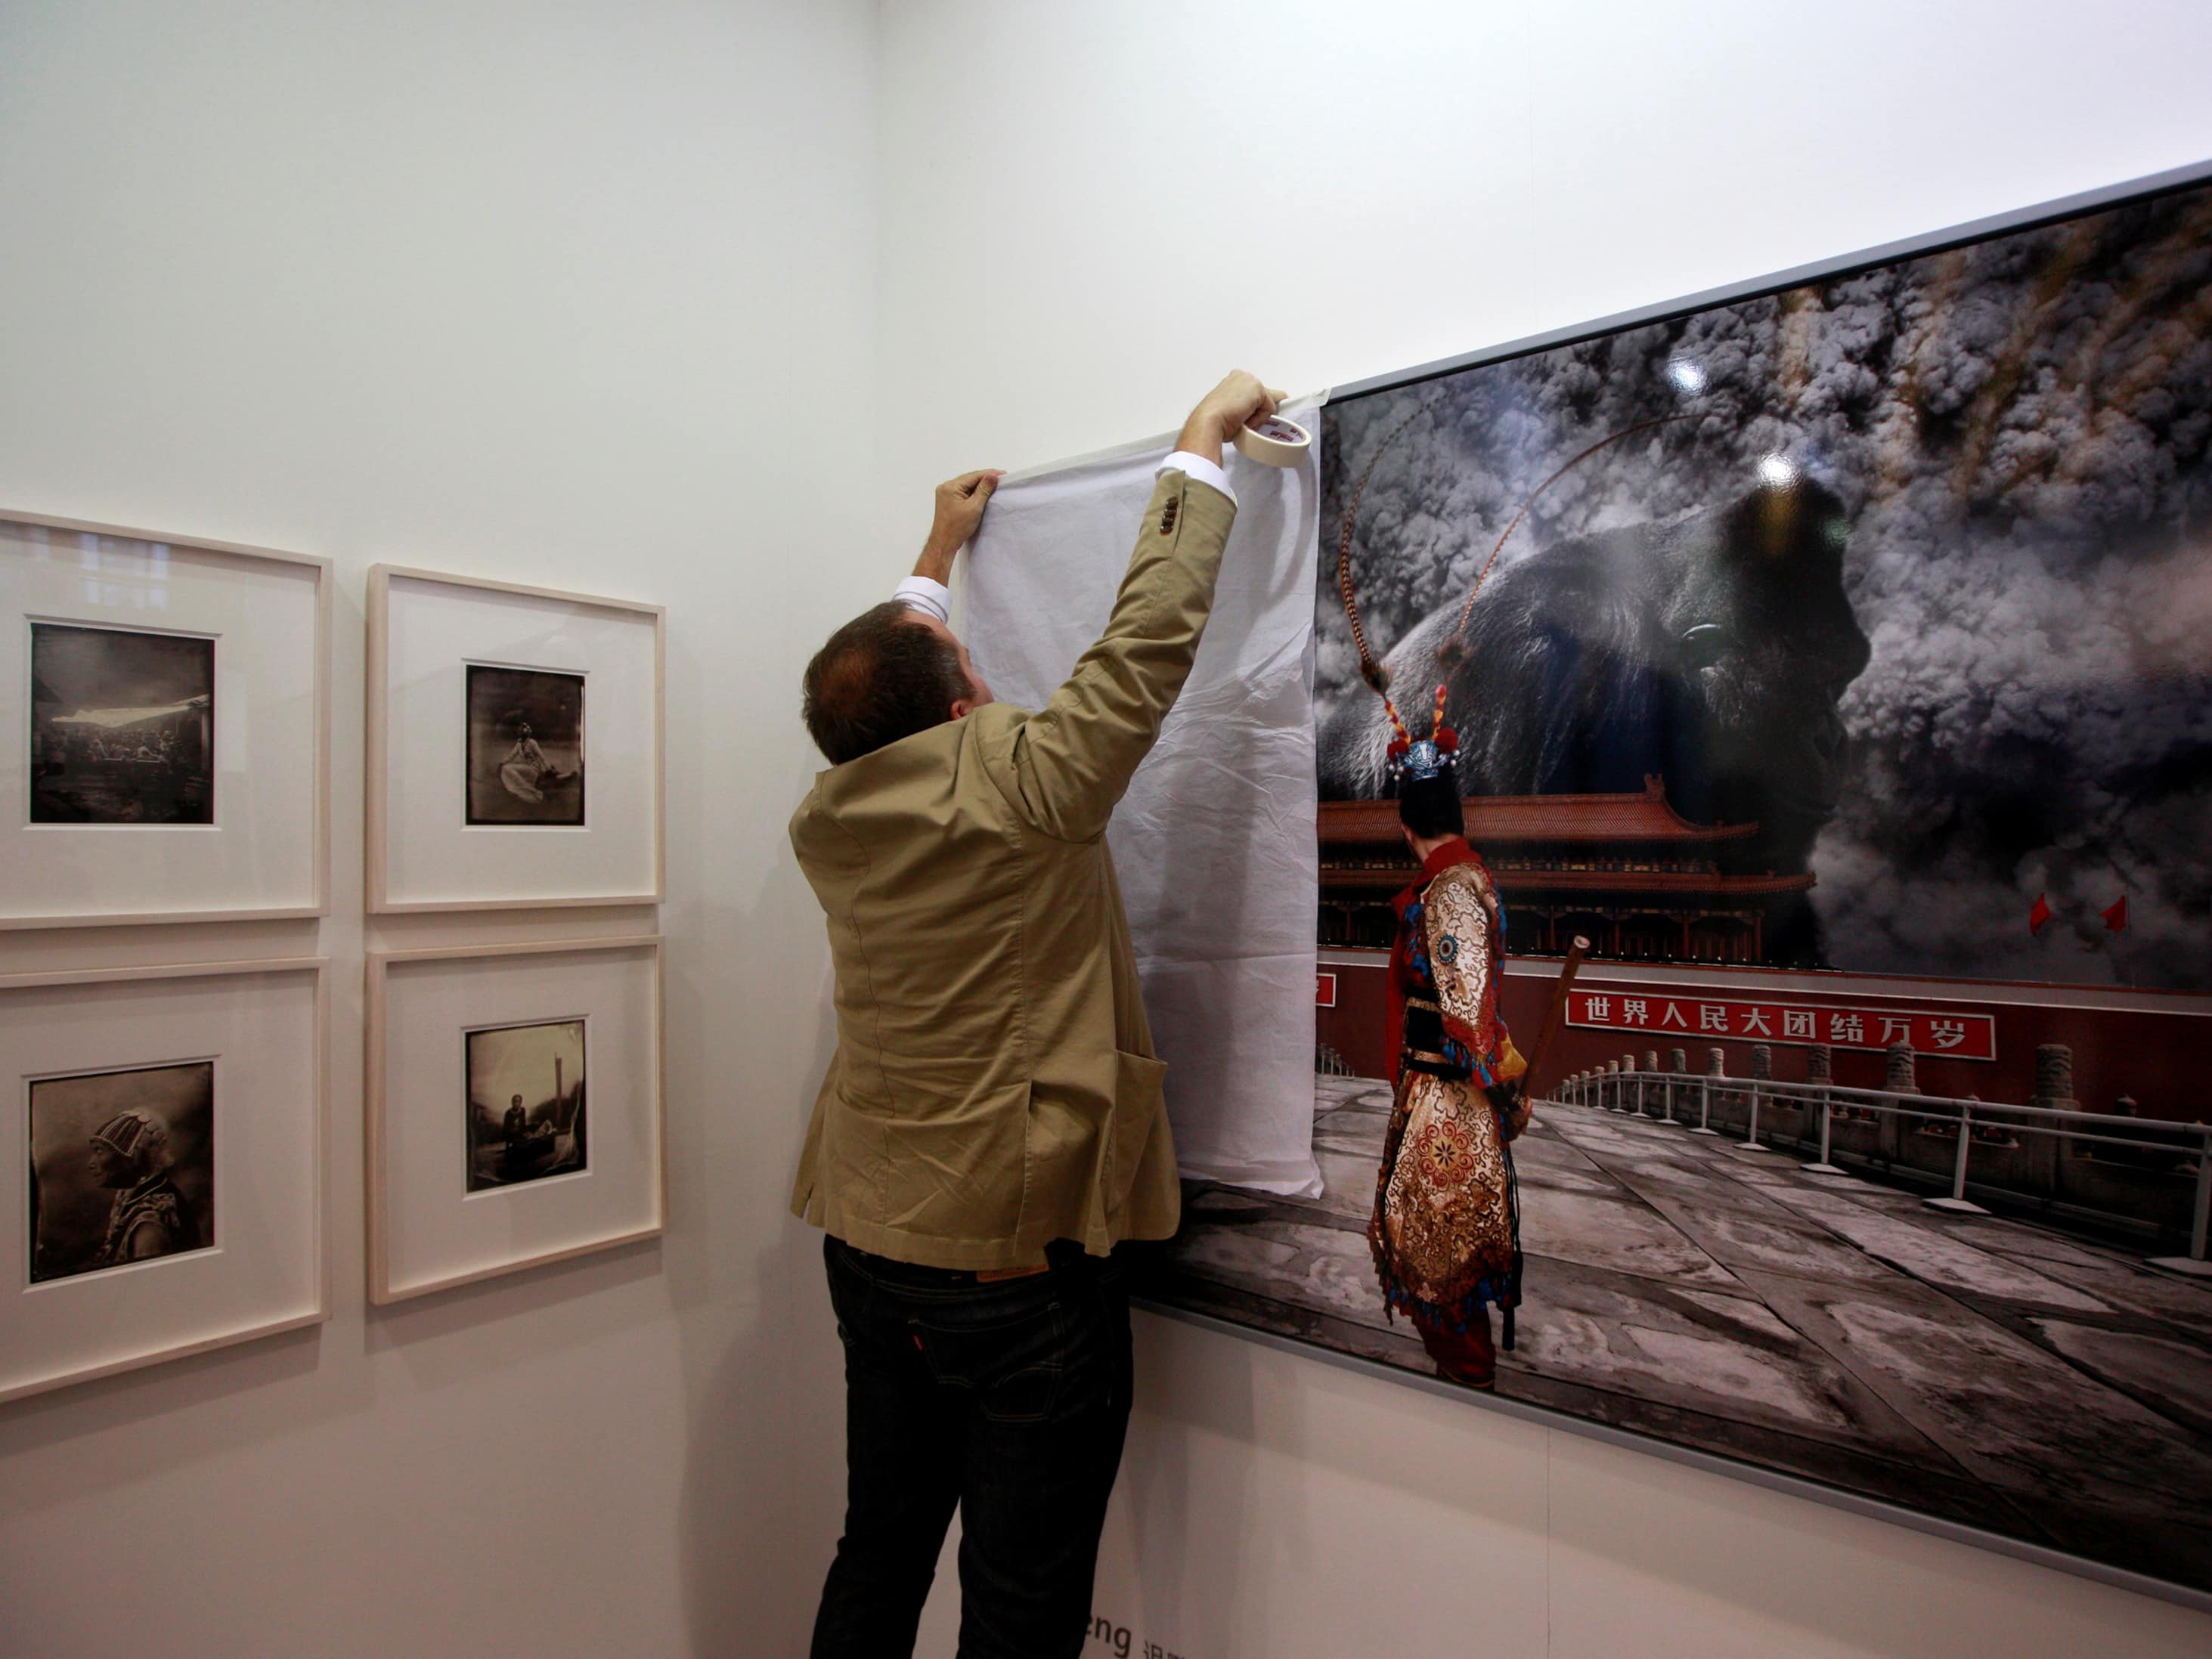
[1176, 370, 1287, 467]
[916, 468, 1005, 581]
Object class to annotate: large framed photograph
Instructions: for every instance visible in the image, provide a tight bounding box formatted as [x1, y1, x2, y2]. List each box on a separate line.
[2, 511, 330, 928]
[367, 565, 662, 912]
[365, 936, 664, 1302]
[1, 958, 327, 1404]
[1135, 163, 2212, 1607]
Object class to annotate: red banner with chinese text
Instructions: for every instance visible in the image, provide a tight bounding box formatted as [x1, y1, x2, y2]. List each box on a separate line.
[1566, 989, 1996, 1060]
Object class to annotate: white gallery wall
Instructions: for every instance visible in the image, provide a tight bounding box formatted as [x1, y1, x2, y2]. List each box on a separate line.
[3, 4, 2212, 1658]
[875, 5, 2212, 1657]
[0, 4, 880, 1656]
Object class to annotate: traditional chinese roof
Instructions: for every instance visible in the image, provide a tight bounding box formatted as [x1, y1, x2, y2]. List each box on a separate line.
[1499, 868, 1811, 896]
[1319, 776, 1759, 849]
[1321, 866, 1815, 897]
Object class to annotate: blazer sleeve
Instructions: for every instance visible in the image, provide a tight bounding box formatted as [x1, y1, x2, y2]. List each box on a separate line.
[981, 468, 1236, 843]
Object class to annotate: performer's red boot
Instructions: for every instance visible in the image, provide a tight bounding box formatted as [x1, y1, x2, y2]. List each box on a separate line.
[1411, 1306, 1496, 1388]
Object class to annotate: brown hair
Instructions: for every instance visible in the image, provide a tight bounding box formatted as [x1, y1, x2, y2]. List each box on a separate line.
[802, 602, 968, 766]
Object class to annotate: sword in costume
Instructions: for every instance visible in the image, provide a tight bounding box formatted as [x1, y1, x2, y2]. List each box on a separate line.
[1518, 934, 1591, 1103]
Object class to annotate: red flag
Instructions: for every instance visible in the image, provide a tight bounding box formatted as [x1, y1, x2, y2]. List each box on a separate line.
[2028, 893, 2052, 934]
[2103, 895, 2128, 932]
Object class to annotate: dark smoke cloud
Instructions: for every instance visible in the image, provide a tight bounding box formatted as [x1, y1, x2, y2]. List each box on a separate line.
[1320, 184, 2212, 991]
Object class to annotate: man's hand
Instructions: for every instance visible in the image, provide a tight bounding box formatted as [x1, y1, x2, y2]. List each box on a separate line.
[1176, 370, 1287, 467]
[915, 468, 1005, 583]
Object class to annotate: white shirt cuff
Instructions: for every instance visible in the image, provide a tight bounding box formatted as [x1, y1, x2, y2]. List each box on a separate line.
[1158, 450, 1236, 508]
[892, 574, 951, 624]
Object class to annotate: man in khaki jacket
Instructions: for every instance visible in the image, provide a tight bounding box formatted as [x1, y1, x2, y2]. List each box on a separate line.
[794, 370, 1280, 1659]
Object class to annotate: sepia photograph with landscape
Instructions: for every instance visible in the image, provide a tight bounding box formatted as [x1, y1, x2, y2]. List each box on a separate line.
[28, 621, 214, 825]
[29, 1060, 215, 1284]
[464, 1018, 587, 1192]
[1139, 175, 2212, 1595]
[465, 664, 584, 827]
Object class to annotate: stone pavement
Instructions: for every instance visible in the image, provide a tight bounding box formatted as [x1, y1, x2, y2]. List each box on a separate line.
[1140, 1076, 2212, 1593]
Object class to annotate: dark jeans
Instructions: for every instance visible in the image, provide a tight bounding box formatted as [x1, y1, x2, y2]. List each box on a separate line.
[810, 1235, 1134, 1659]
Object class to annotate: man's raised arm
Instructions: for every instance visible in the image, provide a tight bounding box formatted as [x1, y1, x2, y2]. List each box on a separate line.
[988, 370, 1284, 843]
[893, 468, 1005, 623]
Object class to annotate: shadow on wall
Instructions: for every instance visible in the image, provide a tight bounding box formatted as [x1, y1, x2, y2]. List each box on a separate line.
[674, 869, 848, 1658]
[360, 1241, 668, 1369]
[1112, 1314, 1568, 1655]
[0, 1314, 328, 1503]
[1116, 1313, 1262, 1658]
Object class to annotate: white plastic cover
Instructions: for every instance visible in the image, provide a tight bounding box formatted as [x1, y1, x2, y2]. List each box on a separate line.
[963, 429, 1324, 1196]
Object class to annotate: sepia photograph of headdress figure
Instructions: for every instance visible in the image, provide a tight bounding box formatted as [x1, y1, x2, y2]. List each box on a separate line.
[465, 664, 584, 827]
[464, 1019, 587, 1192]
[29, 1061, 214, 1284]
[28, 622, 214, 825]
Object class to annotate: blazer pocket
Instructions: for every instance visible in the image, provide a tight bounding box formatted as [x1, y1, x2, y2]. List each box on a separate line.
[1107, 1048, 1170, 1211]
[865, 1081, 1033, 1240]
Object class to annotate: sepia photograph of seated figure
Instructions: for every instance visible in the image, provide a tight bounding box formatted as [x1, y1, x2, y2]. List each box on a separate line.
[465, 663, 585, 827]
[464, 1019, 587, 1192]
[28, 621, 215, 825]
[29, 1062, 214, 1284]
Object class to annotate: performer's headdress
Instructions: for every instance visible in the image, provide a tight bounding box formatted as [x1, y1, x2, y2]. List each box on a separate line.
[1383, 679, 1458, 791]
[91, 1110, 168, 1166]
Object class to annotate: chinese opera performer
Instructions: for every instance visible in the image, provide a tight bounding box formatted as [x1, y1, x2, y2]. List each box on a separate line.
[1366, 691, 1531, 1389]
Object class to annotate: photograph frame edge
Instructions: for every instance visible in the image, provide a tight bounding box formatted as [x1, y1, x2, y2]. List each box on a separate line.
[996, 156, 2212, 491]
[1324, 156, 2212, 407]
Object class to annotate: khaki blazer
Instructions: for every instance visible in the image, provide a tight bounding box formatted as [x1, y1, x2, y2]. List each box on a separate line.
[788, 469, 1237, 1270]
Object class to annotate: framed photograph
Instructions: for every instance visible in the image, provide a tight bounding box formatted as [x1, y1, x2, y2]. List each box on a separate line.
[2, 511, 330, 929]
[367, 565, 662, 912]
[1, 958, 327, 1404]
[1115, 162, 2212, 1607]
[365, 936, 663, 1303]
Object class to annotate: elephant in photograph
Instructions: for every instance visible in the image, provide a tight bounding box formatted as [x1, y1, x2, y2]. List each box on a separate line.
[1318, 476, 1871, 963]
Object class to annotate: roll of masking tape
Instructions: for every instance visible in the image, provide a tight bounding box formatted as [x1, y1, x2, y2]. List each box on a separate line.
[1233, 413, 1312, 468]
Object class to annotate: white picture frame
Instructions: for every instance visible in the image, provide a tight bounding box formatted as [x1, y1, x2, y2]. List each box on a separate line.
[1, 958, 329, 1405]
[365, 936, 665, 1304]
[1, 510, 331, 930]
[367, 565, 665, 913]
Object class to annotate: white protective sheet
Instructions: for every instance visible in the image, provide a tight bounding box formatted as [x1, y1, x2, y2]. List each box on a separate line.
[964, 429, 1324, 1196]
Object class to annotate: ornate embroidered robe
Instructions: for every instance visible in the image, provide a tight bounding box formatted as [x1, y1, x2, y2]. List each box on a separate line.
[1368, 838, 1529, 1336]
[98, 1172, 194, 1266]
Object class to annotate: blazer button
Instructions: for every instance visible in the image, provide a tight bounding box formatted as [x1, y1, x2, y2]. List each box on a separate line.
[1159, 497, 1180, 536]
